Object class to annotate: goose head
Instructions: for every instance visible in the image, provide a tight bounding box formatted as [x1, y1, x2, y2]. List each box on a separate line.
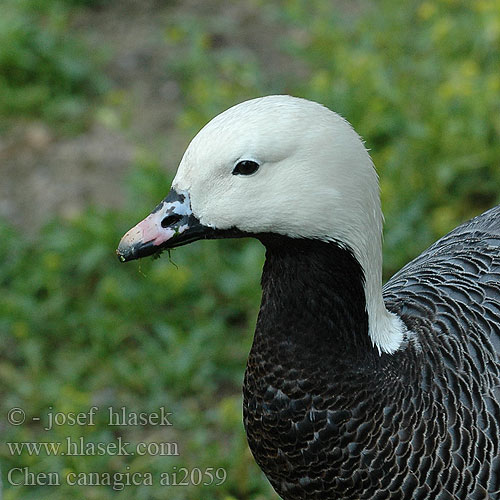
[117, 95, 405, 353]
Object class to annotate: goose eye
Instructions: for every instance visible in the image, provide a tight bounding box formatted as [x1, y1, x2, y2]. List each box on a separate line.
[232, 160, 260, 176]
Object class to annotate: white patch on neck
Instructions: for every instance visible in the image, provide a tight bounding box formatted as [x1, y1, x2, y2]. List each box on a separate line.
[325, 203, 406, 354]
[367, 289, 406, 354]
[318, 238, 406, 354]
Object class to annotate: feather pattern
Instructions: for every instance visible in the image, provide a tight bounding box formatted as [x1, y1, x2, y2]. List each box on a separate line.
[243, 206, 500, 499]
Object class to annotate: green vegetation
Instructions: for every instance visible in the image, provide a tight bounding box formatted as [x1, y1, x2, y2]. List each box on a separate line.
[0, 0, 107, 128]
[2, 0, 500, 498]
[1, 161, 268, 499]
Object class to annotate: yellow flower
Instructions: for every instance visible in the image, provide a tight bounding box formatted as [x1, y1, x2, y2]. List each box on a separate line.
[43, 252, 61, 272]
[461, 60, 479, 78]
[13, 321, 29, 338]
[418, 2, 437, 20]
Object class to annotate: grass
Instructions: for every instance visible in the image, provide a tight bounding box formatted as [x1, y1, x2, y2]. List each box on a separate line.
[1, 160, 271, 499]
[0, 0, 107, 130]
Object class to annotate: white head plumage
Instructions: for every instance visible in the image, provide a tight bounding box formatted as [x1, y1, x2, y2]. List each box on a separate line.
[170, 95, 405, 353]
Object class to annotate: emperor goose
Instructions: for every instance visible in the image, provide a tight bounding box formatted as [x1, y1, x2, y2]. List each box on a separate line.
[117, 95, 500, 500]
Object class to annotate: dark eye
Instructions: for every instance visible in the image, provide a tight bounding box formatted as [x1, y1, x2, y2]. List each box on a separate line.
[232, 160, 260, 176]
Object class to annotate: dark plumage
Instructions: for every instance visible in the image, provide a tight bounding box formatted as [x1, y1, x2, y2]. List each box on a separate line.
[245, 211, 500, 499]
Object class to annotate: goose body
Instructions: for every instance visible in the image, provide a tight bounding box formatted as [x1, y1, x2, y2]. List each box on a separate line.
[117, 96, 500, 499]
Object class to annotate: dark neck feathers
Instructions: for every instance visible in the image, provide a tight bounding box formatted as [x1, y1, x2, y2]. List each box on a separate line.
[256, 235, 378, 366]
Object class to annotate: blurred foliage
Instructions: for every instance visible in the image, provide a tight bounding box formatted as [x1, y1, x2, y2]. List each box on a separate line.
[1, 156, 270, 500]
[0, 0, 107, 128]
[164, 16, 269, 131]
[2, 0, 500, 498]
